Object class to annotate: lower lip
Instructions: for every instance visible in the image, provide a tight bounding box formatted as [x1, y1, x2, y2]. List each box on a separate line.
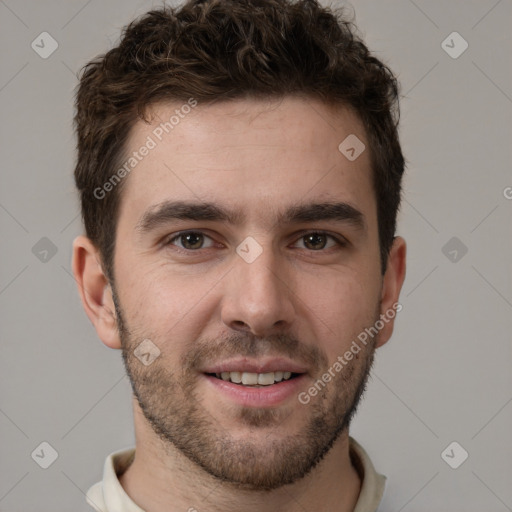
[203, 374, 307, 407]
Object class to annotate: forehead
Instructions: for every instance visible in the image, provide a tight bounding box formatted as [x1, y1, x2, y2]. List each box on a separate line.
[116, 96, 375, 231]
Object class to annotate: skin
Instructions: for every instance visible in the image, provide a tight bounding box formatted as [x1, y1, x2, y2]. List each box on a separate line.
[72, 96, 406, 512]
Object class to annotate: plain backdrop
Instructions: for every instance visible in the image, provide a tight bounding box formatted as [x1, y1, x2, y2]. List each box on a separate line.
[0, 1, 511, 511]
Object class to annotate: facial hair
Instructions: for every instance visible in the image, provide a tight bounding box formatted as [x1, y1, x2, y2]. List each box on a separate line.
[112, 285, 379, 491]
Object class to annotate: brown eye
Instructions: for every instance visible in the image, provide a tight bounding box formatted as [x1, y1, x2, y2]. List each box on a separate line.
[294, 231, 344, 251]
[166, 231, 214, 250]
[303, 233, 328, 250]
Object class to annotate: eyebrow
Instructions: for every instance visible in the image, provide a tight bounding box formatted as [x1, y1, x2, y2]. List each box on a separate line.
[136, 199, 366, 235]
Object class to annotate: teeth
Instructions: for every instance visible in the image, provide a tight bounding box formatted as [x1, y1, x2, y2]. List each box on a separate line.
[241, 372, 258, 385]
[230, 371, 242, 383]
[214, 371, 295, 386]
[257, 372, 275, 385]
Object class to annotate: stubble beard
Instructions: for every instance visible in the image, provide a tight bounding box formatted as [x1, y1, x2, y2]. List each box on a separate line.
[112, 286, 378, 491]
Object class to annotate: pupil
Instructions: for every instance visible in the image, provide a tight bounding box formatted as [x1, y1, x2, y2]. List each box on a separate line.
[183, 233, 203, 249]
[305, 233, 325, 250]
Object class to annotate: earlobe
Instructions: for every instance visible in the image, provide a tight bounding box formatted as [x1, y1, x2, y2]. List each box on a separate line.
[71, 235, 122, 349]
[375, 236, 407, 348]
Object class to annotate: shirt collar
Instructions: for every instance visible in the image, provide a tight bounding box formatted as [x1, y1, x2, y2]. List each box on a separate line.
[348, 436, 387, 512]
[86, 447, 144, 512]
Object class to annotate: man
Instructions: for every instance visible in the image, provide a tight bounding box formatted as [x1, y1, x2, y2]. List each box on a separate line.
[71, 0, 406, 510]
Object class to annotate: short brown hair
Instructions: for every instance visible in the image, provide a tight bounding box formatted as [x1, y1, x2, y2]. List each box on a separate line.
[73, 0, 405, 280]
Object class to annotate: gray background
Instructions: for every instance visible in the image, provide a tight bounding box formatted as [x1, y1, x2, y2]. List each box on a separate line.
[0, 0, 511, 511]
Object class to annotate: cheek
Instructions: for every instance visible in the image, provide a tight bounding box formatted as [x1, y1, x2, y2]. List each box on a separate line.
[119, 263, 221, 347]
[301, 270, 379, 359]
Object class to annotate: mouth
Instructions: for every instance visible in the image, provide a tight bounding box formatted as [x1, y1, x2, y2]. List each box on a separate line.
[201, 359, 308, 407]
[206, 371, 302, 387]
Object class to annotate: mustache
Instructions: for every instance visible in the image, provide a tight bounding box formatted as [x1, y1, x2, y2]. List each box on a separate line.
[181, 331, 328, 374]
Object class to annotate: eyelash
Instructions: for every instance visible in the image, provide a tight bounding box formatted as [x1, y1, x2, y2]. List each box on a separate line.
[163, 230, 347, 254]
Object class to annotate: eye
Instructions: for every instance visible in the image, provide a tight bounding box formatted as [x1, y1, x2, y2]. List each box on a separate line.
[165, 231, 216, 251]
[293, 231, 346, 251]
[163, 230, 346, 254]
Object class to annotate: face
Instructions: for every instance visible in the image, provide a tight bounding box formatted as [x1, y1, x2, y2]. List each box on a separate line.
[105, 96, 395, 490]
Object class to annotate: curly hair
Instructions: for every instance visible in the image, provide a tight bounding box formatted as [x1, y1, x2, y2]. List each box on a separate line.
[73, 0, 405, 279]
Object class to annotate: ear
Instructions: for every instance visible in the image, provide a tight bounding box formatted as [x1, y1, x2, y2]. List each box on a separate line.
[71, 235, 122, 349]
[375, 236, 406, 348]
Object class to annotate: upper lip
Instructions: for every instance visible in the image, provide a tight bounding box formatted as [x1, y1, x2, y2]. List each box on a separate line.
[202, 357, 308, 375]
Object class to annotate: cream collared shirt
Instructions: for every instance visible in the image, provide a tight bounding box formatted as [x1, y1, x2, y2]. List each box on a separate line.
[86, 436, 386, 512]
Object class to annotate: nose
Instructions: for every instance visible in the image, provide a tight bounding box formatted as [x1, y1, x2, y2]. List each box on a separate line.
[220, 244, 296, 337]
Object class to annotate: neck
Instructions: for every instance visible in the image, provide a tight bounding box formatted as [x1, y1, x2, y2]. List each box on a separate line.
[119, 401, 361, 512]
